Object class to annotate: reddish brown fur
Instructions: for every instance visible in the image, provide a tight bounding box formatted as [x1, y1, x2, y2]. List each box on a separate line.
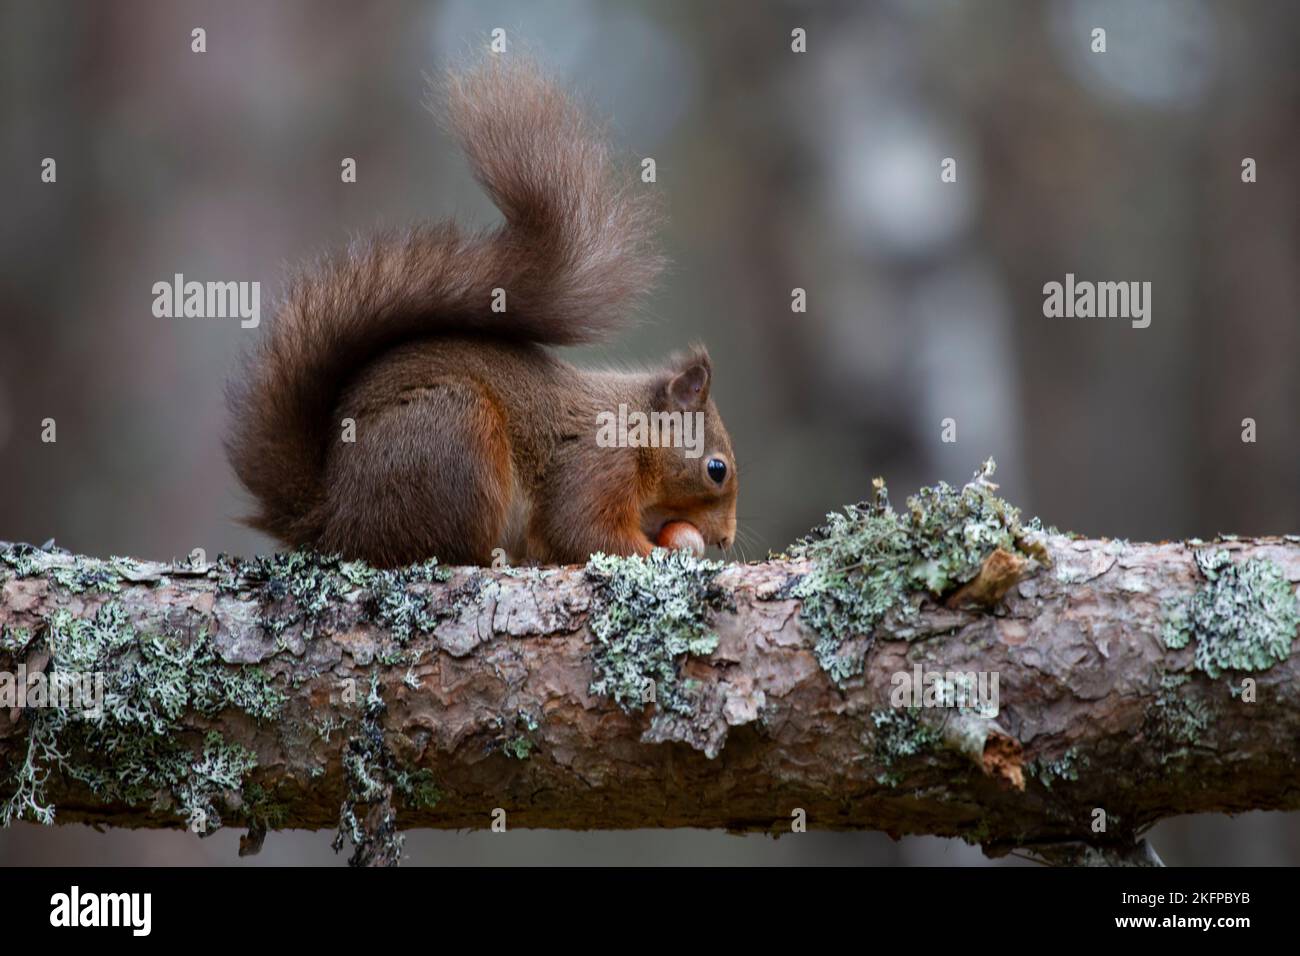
[225, 58, 736, 567]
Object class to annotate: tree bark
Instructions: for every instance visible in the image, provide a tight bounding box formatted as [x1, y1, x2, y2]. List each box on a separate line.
[1, 532, 1298, 864]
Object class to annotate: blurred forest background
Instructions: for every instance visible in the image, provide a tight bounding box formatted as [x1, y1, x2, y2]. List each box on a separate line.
[1, 0, 1297, 865]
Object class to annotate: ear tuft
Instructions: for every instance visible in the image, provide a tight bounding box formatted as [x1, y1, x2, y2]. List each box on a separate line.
[662, 348, 711, 411]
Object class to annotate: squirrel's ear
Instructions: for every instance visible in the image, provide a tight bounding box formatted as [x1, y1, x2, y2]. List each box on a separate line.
[660, 348, 711, 410]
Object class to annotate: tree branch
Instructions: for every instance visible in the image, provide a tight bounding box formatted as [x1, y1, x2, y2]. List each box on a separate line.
[2, 468, 1298, 866]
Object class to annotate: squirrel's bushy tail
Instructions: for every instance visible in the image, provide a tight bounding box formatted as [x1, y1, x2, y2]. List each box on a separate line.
[225, 57, 661, 545]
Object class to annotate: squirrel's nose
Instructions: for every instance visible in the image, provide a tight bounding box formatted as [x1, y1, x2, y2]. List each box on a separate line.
[718, 535, 731, 549]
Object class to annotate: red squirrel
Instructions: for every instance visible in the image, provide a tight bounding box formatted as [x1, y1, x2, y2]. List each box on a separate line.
[225, 58, 737, 568]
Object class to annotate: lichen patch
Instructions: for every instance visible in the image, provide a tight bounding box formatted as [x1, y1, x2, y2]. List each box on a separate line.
[584, 548, 730, 749]
[1161, 548, 1298, 677]
[786, 459, 1044, 683]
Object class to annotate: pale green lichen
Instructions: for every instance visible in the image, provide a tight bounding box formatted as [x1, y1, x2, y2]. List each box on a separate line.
[1145, 674, 1210, 762]
[502, 736, 534, 760]
[1, 545, 124, 594]
[241, 782, 290, 832]
[585, 548, 728, 717]
[312, 714, 346, 743]
[0, 626, 33, 655]
[367, 559, 455, 643]
[1161, 549, 1298, 678]
[333, 674, 407, 866]
[1, 601, 283, 829]
[495, 710, 541, 760]
[218, 550, 358, 641]
[2, 545, 458, 859]
[215, 549, 452, 649]
[324, 672, 445, 866]
[50, 559, 122, 594]
[788, 459, 1042, 682]
[869, 708, 942, 786]
[1031, 747, 1085, 789]
[1160, 598, 1191, 650]
[393, 768, 442, 810]
[217, 551, 338, 641]
[0, 543, 42, 577]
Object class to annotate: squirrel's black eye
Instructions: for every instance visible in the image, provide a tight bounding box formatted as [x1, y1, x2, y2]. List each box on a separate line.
[707, 458, 727, 484]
